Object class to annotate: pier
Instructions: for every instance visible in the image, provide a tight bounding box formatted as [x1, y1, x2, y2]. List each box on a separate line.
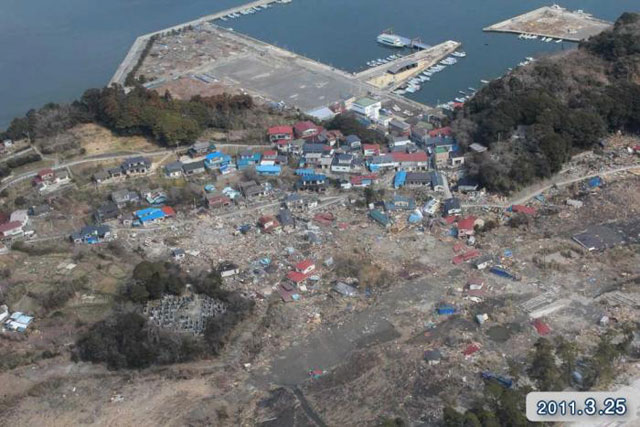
[483, 5, 612, 42]
[356, 41, 461, 90]
[110, 0, 283, 86]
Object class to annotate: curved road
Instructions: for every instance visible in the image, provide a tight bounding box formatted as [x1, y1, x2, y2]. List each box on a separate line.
[462, 164, 639, 209]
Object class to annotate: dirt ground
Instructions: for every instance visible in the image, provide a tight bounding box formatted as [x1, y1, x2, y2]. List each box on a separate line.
[70, 124, 158, 156]
[0, 138, 639, 425]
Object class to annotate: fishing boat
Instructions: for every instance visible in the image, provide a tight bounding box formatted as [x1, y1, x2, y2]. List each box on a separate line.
[555, 39, 562, 43]
[468, 87, 476, 92]
[451, 51, 467, 58]
[454, 97, 466, 103]
[480, 79, 490, 84]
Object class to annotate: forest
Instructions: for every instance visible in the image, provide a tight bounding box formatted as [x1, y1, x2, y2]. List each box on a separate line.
[1, 86, 254, 147]
[454, 12, 640, 193]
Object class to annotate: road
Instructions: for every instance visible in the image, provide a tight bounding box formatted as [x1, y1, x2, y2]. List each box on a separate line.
[462, 164, 640, 209]
[0, 143, 274, 193]
[0, 150, 174, 192]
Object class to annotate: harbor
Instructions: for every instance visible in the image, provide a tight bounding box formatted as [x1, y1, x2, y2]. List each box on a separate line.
[109, 0, 468, 117]
[483, 5, 612, 42]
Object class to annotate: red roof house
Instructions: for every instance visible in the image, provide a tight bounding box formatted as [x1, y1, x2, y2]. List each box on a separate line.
[267, 126, 293, 142]
[0, 221, 24, 238]
[294, 121, 321, 139]
[391, 151, 429, 163]
[362, 144, 381, 157]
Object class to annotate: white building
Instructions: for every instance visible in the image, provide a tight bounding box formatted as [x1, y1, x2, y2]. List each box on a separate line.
[351, 97, 382, 121]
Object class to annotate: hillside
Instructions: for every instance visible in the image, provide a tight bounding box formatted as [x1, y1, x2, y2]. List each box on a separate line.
[454, 12, 640, 193]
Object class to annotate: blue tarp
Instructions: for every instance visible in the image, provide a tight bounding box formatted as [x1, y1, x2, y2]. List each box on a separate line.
[437, 305, 456, 315]
[588, 176, 603, 188]
[490, 266, 516, 280]
[481, 372, 513, 388]
[369, 209, 391, 227]
[408, 212, 422, 224]
[394, 171, 407, 188]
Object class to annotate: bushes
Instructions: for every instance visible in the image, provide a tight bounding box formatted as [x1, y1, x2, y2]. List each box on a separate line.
[75, 311, 205, 369]
[326, 113, 385, 144]
[123, 261, 185, 303]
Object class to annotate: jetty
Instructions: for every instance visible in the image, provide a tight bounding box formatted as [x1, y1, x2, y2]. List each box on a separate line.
[483, 5, 612, 42]
[110, 0, 284, 86]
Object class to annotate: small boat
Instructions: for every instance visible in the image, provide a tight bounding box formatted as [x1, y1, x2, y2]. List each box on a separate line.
[220, 17, 227, 21]
[480, 79, 490, 84]
[405, 86, 417, 93]
[555, 39, 562, 43]
[468, 87, 476, 92]
[454, 97, 466, 103]
[451, 51, 467, 58]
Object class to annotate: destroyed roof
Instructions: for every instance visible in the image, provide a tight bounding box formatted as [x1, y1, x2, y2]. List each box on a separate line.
[444, 198, 462, 211]
[277, 209, 295, 226]
[532, 319, 551, 336]
[457, 216, 477, 231]
[287, 271, 308, 283]
[424, 349, 442, 361]
[511, 205, 537, 215]
[333, 282, 357, 297]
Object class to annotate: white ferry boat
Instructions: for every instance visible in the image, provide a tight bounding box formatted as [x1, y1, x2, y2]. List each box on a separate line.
[377, 33, 406, 48]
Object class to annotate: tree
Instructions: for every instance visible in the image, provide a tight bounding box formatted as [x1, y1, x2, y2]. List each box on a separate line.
[555, 336, 577, 385]
[442, 406, 465, 427]
[128, 281, 150, 303]
[528, 338, 563, 391]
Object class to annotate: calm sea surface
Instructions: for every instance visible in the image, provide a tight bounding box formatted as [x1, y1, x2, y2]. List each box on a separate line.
[0, 0, 634, 127]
